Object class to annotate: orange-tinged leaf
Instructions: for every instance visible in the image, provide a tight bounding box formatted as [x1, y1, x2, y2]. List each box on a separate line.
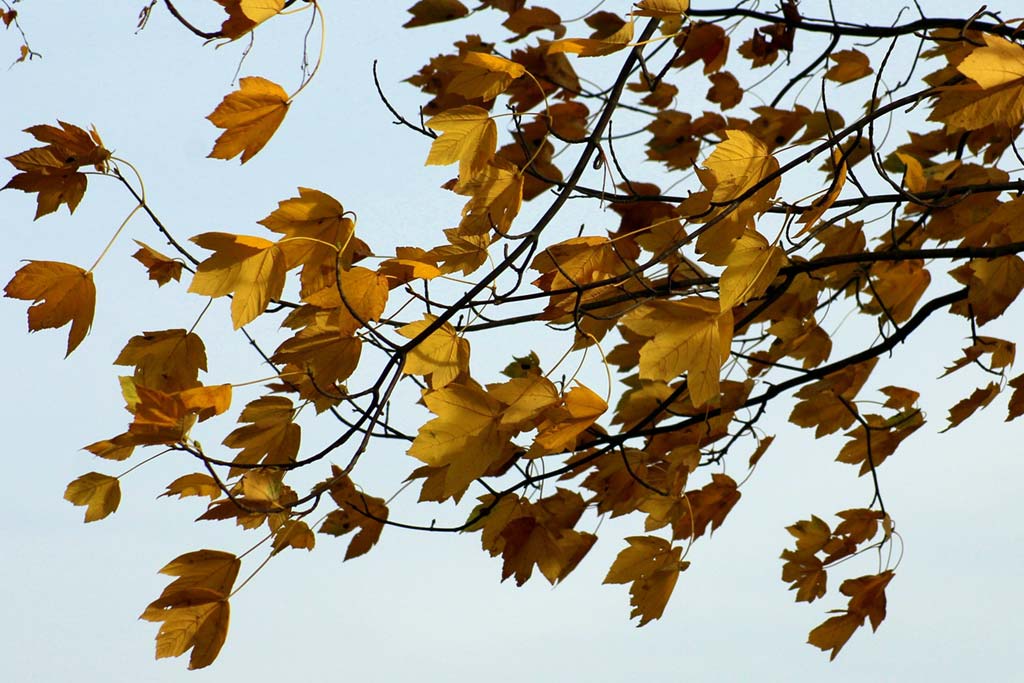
[398, 314, 470, 389]
[949, 256, 1024, 326]
[403, 0, 468, 28]
[808, 611, 861, 661]
[719, 228, 787, 309]
[425, 105, 497, 183]
[620, 298, 734, 407]
[179, 384, 232, 422]
[825, 49, 873, 83]
[188, 232, 286, 328]
[797, 149, 847, 233]
[64, 472, 120, 522]
[207, 76, 289, 163]
[132, 241, 183, 286]
[943, 382, 1000, 431]
[448, 52, 526, 101]
[548, 20, 634, 57]
[842, 570, 894, 631]
[216, 0, 284, 40]
[4, 260, 95, 356]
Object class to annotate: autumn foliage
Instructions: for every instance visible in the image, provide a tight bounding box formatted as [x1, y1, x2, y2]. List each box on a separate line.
[6, 0, 1024, 669]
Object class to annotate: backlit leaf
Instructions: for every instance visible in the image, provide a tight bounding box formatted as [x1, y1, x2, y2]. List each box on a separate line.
[4, 260, 95, 356]
[207, 76, 290, 163]
[64, 472, 120, 522]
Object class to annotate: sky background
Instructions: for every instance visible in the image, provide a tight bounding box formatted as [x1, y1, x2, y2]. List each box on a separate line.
[2, 1, 1022, 681]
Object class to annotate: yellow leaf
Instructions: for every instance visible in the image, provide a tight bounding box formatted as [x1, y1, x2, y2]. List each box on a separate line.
[4, 260, 95, 356]
[407, 384, 510, 498]
[548, 20, 634, 57]
[634, 0, 690, 17]
[957, 34, 1024, 89]
[271, 519, 315, 554]
[64, 472, 120, 522]
[942, 382, 1000, 432]
[160, 473, 221, 500]
[207, 76, 289, 164]
[454, 158, 524, 236]
[179, 384, 233, 422]
[114, 328, 207, 393]
[398, 314, 470, 389]
[216, 0, 284, 39]
[188, 232, 286, 328]
[222, 396, 301, 471]
[323, 467, 389, 560]
[531, 383, 608, 454]
[719, 228, 787, 309]
[132, 240, 183, 286]
[797, 149, 848, 233]
[486, 375, 561, 427]
[448, 52, 526, 101]
[425, 105, 497, 183]
[152, 549, 241, 600]
[604, 536, 685, 626]
[142, 593, 230, 670]
[620, 298, 734, 407]
[696, 130, 780, 258]
[824, 49, 873, 84]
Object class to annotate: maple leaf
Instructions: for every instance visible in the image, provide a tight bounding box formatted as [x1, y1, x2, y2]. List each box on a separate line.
[486, 374, 561, 428]
[634, 0, 691, 17]
[530, 383, 608, 455]
[454, 158, 524, 235]
[825, 49, 873, 83]
[323, 467, 388, 560]
[114, 329, 207, 393]
[3, 121, 110, 216]
[604, 536, 686, 626]
[407, 383, 512, 498]
[949, 256, 1024, 326]
[942, 382, 1000, 432]
[398, 314, 471, 389]
[404, 0, 469, 28]
[620, 298, 734, 407]
[425, 105, 497, 183]
[258, 187, 371, 293]
[448, 52, 526, 101]
[188, 232, 286, 328]
[718, 228, 787, 309]
[4, 260, 96, 356]
[161, 474, 222, 501]
[64, 472, 121, 522]
[132, 241, 183, 286]
[807, 612, 861, 661]
[215, 0, 283, 40]
[695, 130, 781, 258]
[548, 20, 634, 57]
[271, 520, 316, 555]
[221, 396, 300, 474]
[207, 76, 290, 163]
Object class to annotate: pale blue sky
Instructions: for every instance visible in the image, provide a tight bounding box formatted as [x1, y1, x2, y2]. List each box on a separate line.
[2, 2, 1021, 681]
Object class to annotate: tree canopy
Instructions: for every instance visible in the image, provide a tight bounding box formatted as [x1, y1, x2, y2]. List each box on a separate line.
[4, 0, 1023, 672]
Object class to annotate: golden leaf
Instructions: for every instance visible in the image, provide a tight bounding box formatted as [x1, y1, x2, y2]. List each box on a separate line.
[188, 232, 286, 329]
[4, 260, 95, 356]
[398, 314, 470, 389]
[132, 241, 183, 286]
[114, 328, 207, 393]
[634, 0, 690, 17]
[718, 228, 787, 309]
[824, 49, 873, 83]
[425, 105, 497, 183]
[604, 536, 686, 626]
[548, 20, 634, 57]
[207, 76, 290, 163]
[216, 0, 284, 40]
[160, 473, 221, 501]
[448, 52, 526, 101]
[620, 298, 734, 407]
[64, 472, 121, 522]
